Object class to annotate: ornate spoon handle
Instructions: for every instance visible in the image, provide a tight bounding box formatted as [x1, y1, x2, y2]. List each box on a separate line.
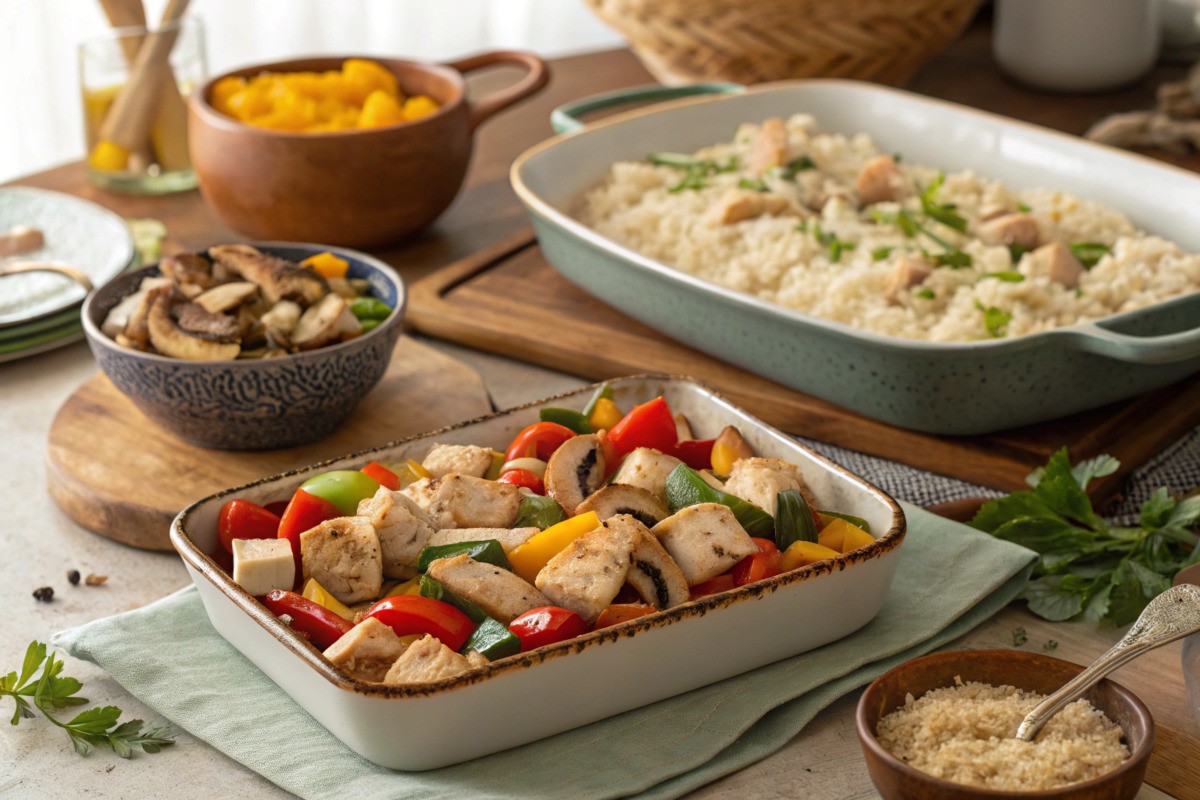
[1016, 583, 1200, 741]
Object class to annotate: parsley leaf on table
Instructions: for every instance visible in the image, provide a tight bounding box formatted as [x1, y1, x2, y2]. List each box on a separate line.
[971, 449, 1200, 626]
[2, 641, 176, 757]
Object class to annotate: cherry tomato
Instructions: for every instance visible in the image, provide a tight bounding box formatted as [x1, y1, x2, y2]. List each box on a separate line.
[593, 603, 656, 630]
[508, 606, 588, 651]
[497, 468, 544, 494]
[731, 537, 783, 587]
[689, 574, 736, 599]
[361, 460, 400, 491]
[363, 595, 475, 652]
[262, 589, 352, 649]
[504, 422, 576, 463]
[672, 438, 716, 470]
[277, 489, 342, 583]
[607, 396, 678, 458]
[217, 499, 281, 554]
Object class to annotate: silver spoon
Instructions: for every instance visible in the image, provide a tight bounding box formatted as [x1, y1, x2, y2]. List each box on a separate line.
[1016, 582, 1200, 741]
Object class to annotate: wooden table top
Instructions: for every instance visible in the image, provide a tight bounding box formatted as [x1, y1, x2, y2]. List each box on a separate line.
[4, 20, 1198, 800]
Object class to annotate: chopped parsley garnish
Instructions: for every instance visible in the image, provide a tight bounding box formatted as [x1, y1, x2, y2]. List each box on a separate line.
[871, 246, 895, 261]
[928, 249, 973, 269]
[805, 222, 856, 263]
[1007, 243, 1030, 264]
[1017, 201, 1032, 213]
[1069, 242, 1111, 269]
[919, 173, 968, 232]
[984, 270, 1025, 282]
[737, 177, 769, 192]
[915, 287, 936, 300]
[777, 155, 816, 180]
[872, 207, 972, 268]
[974, 300, 1012, 337]
[1012, 627, 1028, 647]
[648, 152, 740, 193]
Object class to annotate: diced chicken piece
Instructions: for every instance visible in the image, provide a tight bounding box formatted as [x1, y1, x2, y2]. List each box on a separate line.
[747, 117, 788, 174]
[977, 213, 1041, 249]
[465, 651, 489, 669]
[231, 538, 295, 597]
[536, 515, 688, 620]
[322, 617, 410, 682]
[723, 457, 820, 518]
[611, 448, 684, 501]
[0, 225, 45, 256]
[884, 256, 934, 305]
[544, 434, 606, 517]
[651, 503, 759, 585]
[611, 514, 690, 610]
[855, 154, 903, 206]
[423, 474, 523, 529]
[699, 470, 726, 491]
[1025, 242, 1085, 289]
[428, 527, 539, 553]
[400, 477, 435, 509]
[300, 517, 383, 604]
[421, 444, 495, 479]
[356, 486, 437, 577]
[710, 189, 798, 225]
[427, 554, 550, 623]
[383, 635, 472, 684]
[576, 484, 669, 528]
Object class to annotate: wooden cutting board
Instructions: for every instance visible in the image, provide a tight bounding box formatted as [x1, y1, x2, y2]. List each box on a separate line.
[45, 336, 493, 551]
[408, 230, 1200, 512]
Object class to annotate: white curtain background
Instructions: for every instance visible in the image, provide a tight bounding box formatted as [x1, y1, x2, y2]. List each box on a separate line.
[0, 0, 624, 184]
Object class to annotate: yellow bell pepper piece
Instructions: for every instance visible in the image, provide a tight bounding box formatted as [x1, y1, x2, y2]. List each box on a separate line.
[301, 251, 350, 279]
[302, 578, 356, 621]
[88, 140, 130, 172]
[817, 518, 875, 554]
[383, 576, 423, 598]
[710, 426, 754, 476]
[485, 450, 505, 480]
[508, 511, 601, 583]
[588, 397, 623, 431]
[780, 540, 841, 571]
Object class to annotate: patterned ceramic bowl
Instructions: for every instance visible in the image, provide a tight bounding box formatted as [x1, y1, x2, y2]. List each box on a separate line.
[81, 242, 405, 450]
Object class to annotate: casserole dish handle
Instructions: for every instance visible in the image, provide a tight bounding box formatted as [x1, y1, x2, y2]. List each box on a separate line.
[551, 83, 744, 134]
[1071, 322, 1200, 364]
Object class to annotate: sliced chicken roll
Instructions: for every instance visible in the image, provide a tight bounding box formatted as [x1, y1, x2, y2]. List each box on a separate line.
[575, 484, 669, 528]
[544, 433, 606, 516]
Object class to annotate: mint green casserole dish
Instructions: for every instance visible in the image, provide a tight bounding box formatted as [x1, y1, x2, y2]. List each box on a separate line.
[510, 81, 1200, 435]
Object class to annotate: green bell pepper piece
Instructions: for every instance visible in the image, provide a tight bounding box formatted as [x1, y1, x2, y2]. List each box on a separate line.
[416, 540, 510, 573]
[462, 617, 521, 660]
[300, 470, 380, 516]
[539, 407, 593, 434]
[349, 296, 392, 322]
[664, 464, 773, 536]
[775, 489, 817, 550]
[513, 495, 565, 530]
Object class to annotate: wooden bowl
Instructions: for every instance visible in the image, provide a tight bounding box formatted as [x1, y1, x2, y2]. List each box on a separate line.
[856, 649, 1155, 800]
[188, 52, 548, 249]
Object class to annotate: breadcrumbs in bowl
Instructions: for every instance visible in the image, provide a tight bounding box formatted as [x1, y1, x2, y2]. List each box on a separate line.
[856, 649, 1154, 800]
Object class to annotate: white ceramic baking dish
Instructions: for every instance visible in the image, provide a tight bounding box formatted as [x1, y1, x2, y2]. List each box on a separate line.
[512, 81, 1200, 434]
[171, 375, 905, 770]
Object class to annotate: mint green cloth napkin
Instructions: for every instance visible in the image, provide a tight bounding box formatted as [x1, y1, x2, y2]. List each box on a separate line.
[54, 503, 1035, 799]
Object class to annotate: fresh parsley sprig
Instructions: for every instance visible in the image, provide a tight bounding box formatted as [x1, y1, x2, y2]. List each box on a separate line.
[971, 449, 1200, 626]
[2, 641, 176, 757]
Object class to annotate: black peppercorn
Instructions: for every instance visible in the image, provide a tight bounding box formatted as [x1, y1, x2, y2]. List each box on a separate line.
[67, 569, 81, 586]
[33, 586, 54, 602]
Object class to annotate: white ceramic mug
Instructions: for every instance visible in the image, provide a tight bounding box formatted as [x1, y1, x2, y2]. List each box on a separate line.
[994, 0, 1162, 92]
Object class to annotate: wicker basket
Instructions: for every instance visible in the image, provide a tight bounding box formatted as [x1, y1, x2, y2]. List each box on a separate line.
[584, 0, 984, 87]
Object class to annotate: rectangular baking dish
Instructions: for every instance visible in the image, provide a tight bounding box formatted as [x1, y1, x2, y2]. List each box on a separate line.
[511, 81, 1200, 435]
[171, 375, 905, 770]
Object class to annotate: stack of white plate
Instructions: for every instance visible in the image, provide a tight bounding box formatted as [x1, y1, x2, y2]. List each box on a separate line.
[0, 187, 136, 363]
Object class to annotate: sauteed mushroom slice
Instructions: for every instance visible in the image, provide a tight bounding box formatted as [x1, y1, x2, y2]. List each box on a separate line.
[544, 434, 606, 516]
[194, 281, 259, 314]
[147, 293, 241, 361]
[208, 244, 329, 305]
[291, 293, 360, 351]
[101, 276, 173, 339]
[175, 302, 242, 343]
[159, 252, 218, 292]
[575, 484, 669, 528]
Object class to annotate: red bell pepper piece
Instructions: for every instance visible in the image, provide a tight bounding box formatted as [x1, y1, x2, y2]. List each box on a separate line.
[672, 438, 716, 470]
[593, 603, 656, 630]
[508, 606, 588, 651]
[497, 468, 544, 494]
[607, 396, 678, 458]
[732, 537, 783, 587]
[361, 460, 400, 491]
[217, 499, 281, 555]
[363, 595, 475, 652]
[262, 589, 352, 649]
[264, 500, 290, 517]
[689, 574, 736, 599]
[504, 421, 576, 462]
[277, 488, 342, 583]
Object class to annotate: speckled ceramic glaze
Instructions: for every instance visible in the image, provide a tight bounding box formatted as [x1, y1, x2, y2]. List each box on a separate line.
[81, 243, 405, 450]
[511, 81, 1200, 435]
[172, 376, 905, 770]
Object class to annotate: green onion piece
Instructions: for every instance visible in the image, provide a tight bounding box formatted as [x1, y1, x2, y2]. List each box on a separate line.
[539, 407, 592, 434]
[776, 490, 818, 550]
[1017, 201, 1032, 213]
[664, 464, 773, 536]
[419, 575, 488, 623]
[737, 178, 769, 192]
[871, 246, 894, 261]
[647, 152, 699, 168]
[461, 616, 521, 659]
[1007, 244, 1029, 264]
[818, 510, 871, 534]
[985, 270, 1024, 282]
[778, 155, 816, 180]
[915, 287, 936, 300]
[975, 301, 1012, 338]
[514, 495, 565, 530]
[581, 383, 614, 418]
[349, 297, 393, 321]
[417, 540, 510, 573]
[930, 249, 972, 268]
[1068, 242, 1111, 269]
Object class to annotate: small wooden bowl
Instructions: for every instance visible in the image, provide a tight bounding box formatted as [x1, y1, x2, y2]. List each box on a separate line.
[856, 649, 1155, 800]
[188, 52, 548, 248]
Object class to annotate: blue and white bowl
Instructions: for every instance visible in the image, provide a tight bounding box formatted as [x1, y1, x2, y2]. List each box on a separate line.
[82, 242, 405, 450]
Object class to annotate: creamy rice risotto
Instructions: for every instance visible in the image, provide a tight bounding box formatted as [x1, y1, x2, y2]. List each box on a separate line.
[876, 679, 1129, 790]
[577, 115, 1200, 341]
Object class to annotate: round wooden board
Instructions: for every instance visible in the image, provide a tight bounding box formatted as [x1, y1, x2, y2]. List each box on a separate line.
[45, 336, 493, 551]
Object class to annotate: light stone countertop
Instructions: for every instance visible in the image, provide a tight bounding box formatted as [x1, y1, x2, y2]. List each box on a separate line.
[0, 337, 1174, 800]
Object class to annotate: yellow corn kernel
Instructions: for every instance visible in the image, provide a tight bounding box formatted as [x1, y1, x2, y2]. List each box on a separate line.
[88, 140, 130, 172]
[359, 90, 407, 128]
[816, 518, 874, 554]
[402, 95, 439, 121]
[779, 540, 841, 571]
[507, 512, 601, 583]
[301, 251, 350, 279]
[710, 425, 754, 476]
[302, 578, 356, 621]
[588, 397, 623, 431]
